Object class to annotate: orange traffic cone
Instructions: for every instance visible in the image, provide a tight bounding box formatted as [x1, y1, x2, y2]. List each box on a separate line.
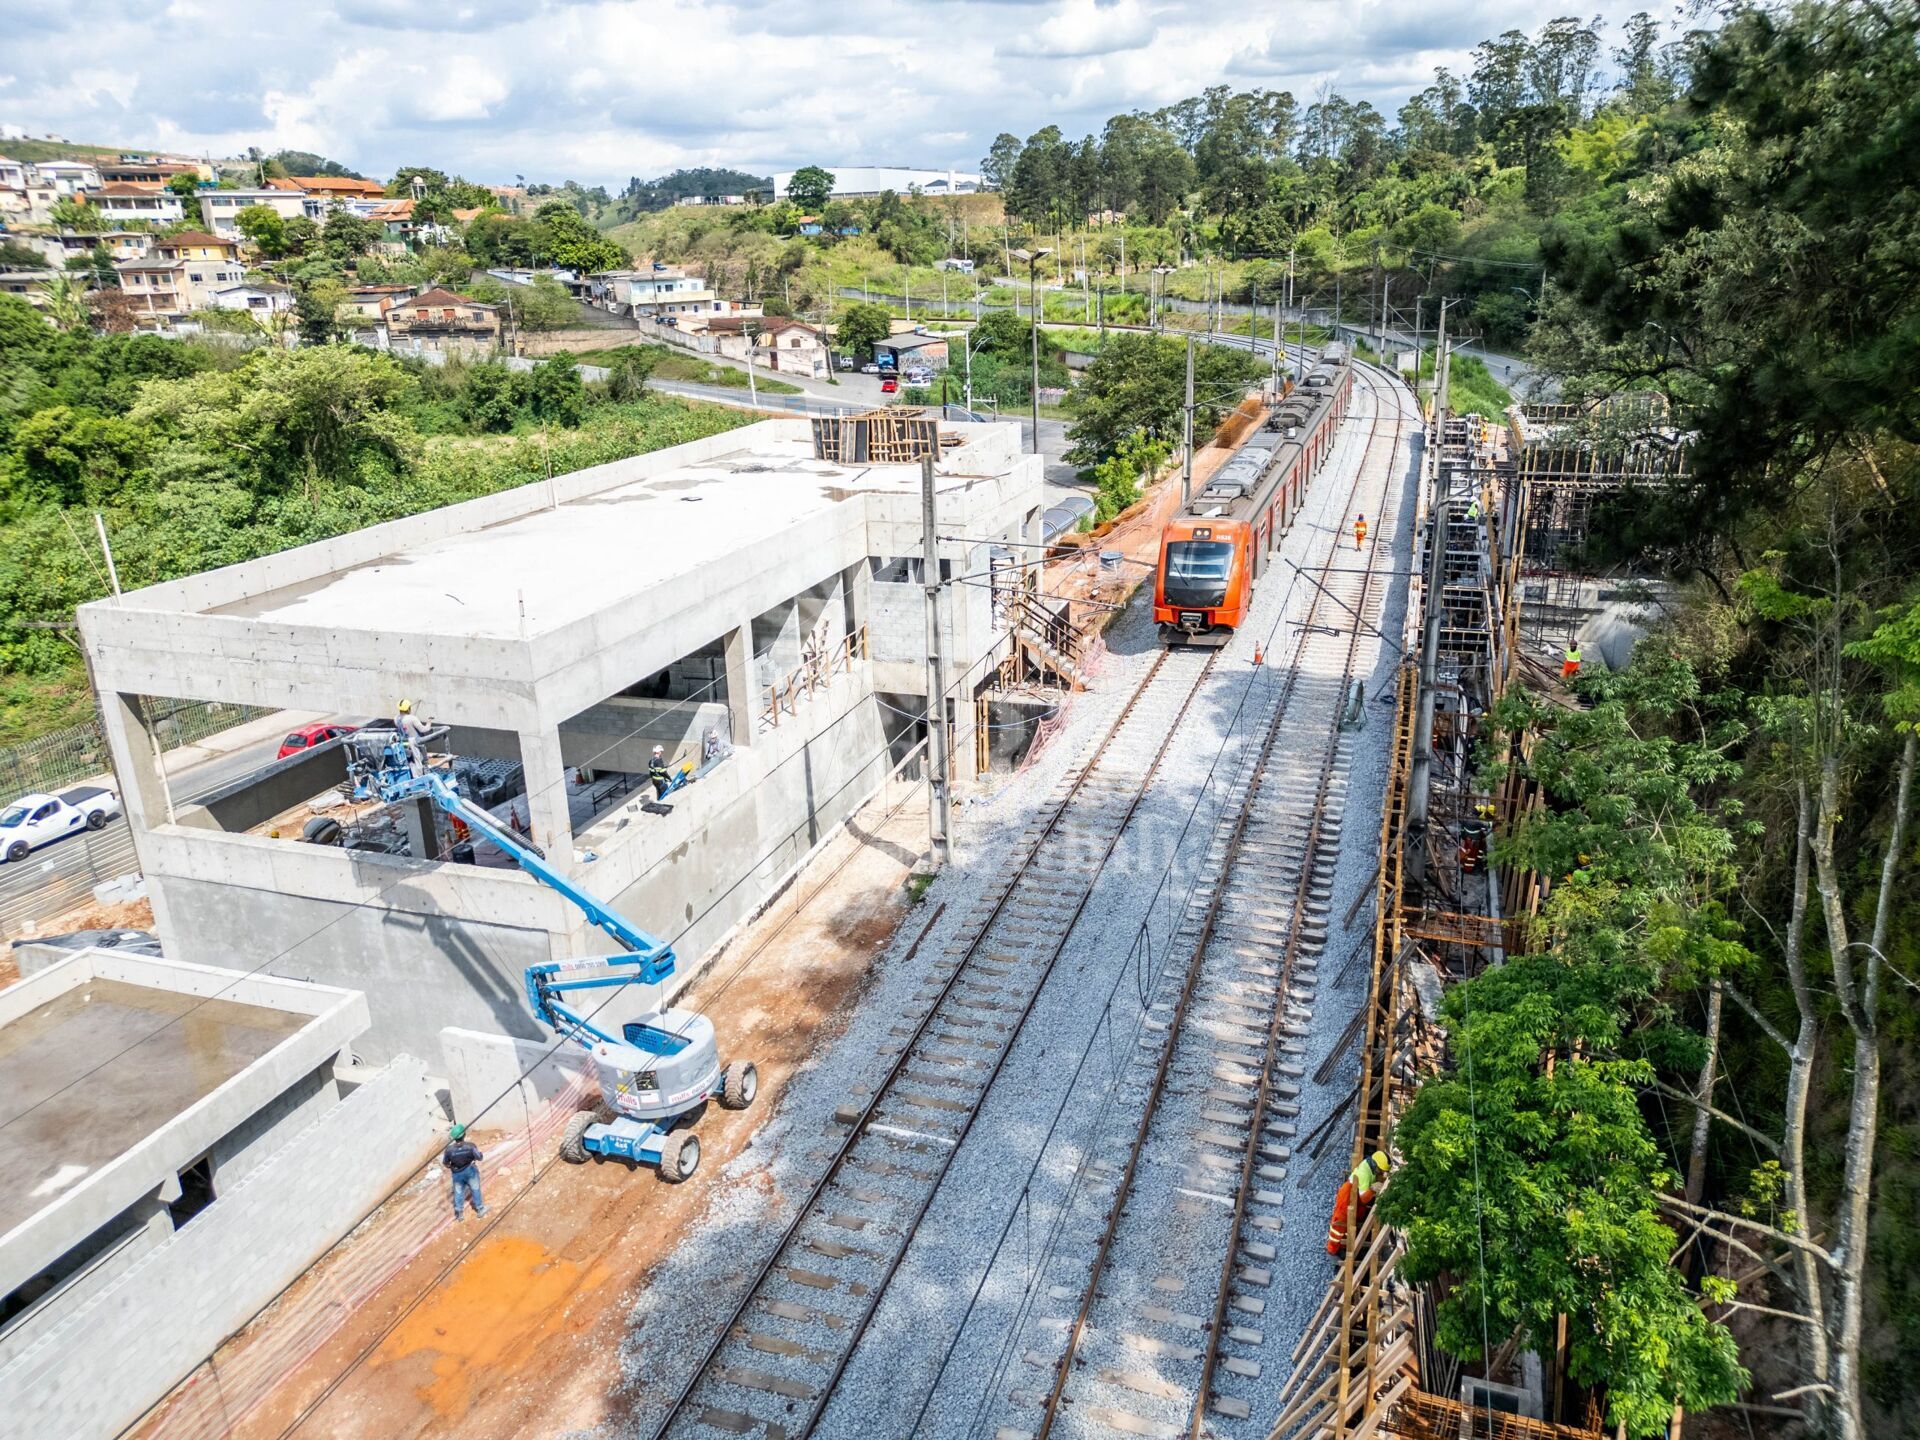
[1253, 641, 1264, 667]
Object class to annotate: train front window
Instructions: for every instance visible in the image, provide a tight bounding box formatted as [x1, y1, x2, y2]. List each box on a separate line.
[1163, 540, 1233, 607]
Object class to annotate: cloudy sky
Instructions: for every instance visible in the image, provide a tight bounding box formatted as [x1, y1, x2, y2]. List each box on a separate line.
[0, 0, 1678, 187]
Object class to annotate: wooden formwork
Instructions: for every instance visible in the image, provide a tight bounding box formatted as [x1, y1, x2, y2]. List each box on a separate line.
[810, 408, 956, 465]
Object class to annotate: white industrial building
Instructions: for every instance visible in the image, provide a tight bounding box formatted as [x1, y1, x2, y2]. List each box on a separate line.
[772, 166, 982, 199]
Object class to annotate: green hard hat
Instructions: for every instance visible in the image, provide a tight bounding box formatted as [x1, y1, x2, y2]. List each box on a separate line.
[450, 1123, 466, 1140]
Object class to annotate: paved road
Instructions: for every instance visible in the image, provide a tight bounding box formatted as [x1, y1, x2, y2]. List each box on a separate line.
[0, 725, 318, 939]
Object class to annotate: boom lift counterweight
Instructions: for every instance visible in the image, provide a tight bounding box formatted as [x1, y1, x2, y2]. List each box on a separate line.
[348, 725, 756, 1181]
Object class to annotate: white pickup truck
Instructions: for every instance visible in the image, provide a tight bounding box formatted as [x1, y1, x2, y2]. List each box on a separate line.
[0, 786, 121, 862]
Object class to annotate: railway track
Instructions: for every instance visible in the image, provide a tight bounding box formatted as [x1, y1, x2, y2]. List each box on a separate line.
[649, 642, 1220, 1440]
[983, 365, 1414, 1440]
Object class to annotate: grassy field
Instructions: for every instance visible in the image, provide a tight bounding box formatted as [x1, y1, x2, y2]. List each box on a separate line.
[561, 342, 805, 394]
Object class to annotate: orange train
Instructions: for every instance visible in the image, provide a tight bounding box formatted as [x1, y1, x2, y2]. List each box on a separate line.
[1154, 344, 1355, 646]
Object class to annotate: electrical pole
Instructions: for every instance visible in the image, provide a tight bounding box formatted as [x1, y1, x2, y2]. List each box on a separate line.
[1272, 294, 1282, 395]
[1028, 256, 1042, 455]
[919, 452, 951, 869]
[1378, 246, 1390, 361]
[1434, 296, 1454, 418]
[1181, 335, 1195, 505]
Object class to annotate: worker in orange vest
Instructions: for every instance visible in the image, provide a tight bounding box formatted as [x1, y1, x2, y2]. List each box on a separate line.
[1353, 513, 1368, 550]
[1561, 641, 1582, 681]
[1326, 1149, 1391, 1256]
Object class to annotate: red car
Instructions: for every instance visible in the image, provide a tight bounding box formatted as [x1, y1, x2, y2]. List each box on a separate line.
[278, 723, 356, 759]
[880, 375, 899, 394]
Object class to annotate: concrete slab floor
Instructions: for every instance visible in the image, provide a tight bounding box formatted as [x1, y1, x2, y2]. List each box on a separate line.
[125, 785, 932, 1440]
[0, 979, 304, 1236]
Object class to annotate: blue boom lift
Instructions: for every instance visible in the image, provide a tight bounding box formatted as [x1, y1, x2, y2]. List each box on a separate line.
[347, 724, 756, 1182]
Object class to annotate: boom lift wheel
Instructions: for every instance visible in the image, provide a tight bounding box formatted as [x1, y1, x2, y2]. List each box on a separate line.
[720, 1060, 759, 1110]
[559, 1111, 596, 1164]
[658, 1130, 700, 1182]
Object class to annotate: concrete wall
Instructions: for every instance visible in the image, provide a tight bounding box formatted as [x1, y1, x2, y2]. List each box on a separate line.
[148, 679, 886, 1061]
[0, 1056, 438, 1440]
[440, 1026, 592, 1123]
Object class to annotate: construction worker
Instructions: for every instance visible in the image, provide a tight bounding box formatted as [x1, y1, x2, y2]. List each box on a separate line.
[1561, 641, 1582, 681]
[1353, 513, 1368, 550]
[1326, 1150, 1392, 1256]
[441, 1123, 486, 1221]
[648, 745, 672, 799]
[1466, 495, 1482, 521]
[396, 698, 432, 777]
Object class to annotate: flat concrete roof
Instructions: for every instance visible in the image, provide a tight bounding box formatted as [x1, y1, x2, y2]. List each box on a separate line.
[0, 980, 303, 1238]
[206, 432, 968, 641]
[0, 951, 369, 1298]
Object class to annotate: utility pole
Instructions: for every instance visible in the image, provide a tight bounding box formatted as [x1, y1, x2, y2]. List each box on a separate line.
[919, 453, 951, 868]
[744, 321, 758, 410]
[1181, 335, 1195, 505]
[1271, 295, 1282, 395]
[1378, 246, 1390, 361]
[1434, 296, 1454, 418]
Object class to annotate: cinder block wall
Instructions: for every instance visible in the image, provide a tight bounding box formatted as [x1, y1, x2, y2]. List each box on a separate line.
[0, 1058, 438, 1440]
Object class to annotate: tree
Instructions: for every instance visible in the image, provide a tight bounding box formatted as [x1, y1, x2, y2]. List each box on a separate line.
[508, 274, 582, 331]
[47, 198, 92, 231]
[529, 202, 626, 273]
[604, 346, 659, 402]
[281, 215, 320, 257]
[1067, 333, 1262, 466]
[981, 134, 1023, 191]
[234, 205, 287, 257]
[292, 277, 344, 346]
[321, 210, 379, 260]
[0, 239, 44, 270]
[833, 300, 892, 359]
[131, 345, 419, 491]
[528, 355, 584, 425]
[786, 166, 836, 212]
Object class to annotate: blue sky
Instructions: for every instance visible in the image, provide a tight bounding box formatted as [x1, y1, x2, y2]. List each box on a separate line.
[0, 0, 1683, 186]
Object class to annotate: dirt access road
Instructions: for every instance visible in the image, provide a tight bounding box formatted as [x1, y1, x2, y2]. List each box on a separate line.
[129, 792, 932, 1440]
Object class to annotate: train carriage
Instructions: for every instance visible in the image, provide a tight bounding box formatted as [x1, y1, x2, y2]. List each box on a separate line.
[1155, 345, 1354, 646]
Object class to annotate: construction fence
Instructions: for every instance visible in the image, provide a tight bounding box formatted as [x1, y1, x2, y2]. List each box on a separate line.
[0, 699, 270, 799]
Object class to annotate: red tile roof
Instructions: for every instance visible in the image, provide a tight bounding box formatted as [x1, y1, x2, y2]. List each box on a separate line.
[368, 198, 415, 220]
[93, 183, 171, 197]
[159, 230, 233, 249]
[296, 175, 385, 196]
[403, 287, 492, 309]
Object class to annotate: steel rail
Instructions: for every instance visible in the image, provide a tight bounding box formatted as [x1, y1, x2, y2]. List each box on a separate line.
[650, 642, 1216, 1440]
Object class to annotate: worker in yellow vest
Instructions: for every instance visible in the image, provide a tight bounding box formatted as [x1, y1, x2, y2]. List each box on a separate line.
[1561, 641, 1582, 681]
[1353, 513, 1368, 550]
[1326, 1149, 1391, 1256]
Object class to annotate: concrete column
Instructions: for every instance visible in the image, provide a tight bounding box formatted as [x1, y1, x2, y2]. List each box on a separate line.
[517, 725, 574, 871]
[99, 690, 171, 835]
[723, 623, 754, 747]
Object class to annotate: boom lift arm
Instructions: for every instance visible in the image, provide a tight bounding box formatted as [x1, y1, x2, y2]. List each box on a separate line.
[347, 726, 756, 1180]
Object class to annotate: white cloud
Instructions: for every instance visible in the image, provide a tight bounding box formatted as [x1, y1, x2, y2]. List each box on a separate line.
[0, 0, 1682, 185]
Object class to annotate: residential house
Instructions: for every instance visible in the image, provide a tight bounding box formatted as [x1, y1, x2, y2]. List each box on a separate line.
[0, 157, 28, 192]
[0, 159, 59, 222]
[594, 268, 718, 319]
[706, 316, 829, 379]
[365, 197, 449, 249]
[198, 187, 308, 236]
[88, 184, 186, 226]
[113, 233, 245, 325]
[208, 282, 293, 315]
[0, 269, 60, 310]
[341, 283, 417, 322]
[14, 230, 144, 267]
[100, 158, 207, 186]
[382, 287, 502, 357]
[292, 175, 385, 201]
[33, 159, 102, 194]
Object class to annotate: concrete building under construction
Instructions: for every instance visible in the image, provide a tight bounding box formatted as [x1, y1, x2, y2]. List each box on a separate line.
[77, 416, 1044, 1061]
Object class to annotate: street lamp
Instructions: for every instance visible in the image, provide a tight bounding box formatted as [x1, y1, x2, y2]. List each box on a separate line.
[1151, 264, 1173, 331]
[1011, 246, 1052, 456]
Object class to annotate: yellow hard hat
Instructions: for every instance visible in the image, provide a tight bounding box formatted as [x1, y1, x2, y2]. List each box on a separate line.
[1372, 1150, 1390, 1171]
[397, 698, 413, 714]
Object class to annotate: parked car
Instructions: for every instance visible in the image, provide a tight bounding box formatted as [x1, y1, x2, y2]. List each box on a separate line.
[0, 787, 121, 861]
[860, 362, 882, 374]
[880, 375, 899, 394]
[836, 355, 855, 371]
[904, 368, 934, 386]
[278, 722, 357, 759]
